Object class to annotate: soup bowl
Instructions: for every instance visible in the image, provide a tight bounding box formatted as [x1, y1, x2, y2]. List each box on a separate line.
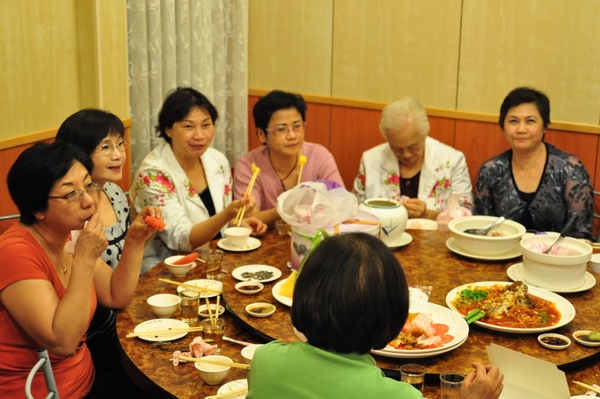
[448, 216, 526, 256]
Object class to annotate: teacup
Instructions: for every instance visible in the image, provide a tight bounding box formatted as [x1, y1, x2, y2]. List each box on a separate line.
[224, 227, 251, 247]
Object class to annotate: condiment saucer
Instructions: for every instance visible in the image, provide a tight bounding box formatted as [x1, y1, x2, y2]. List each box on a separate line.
[446, 237, 521, 261]
[217, 237, 261, 252]
[387, 232, 413, 249]
[507, 263, 596, 293]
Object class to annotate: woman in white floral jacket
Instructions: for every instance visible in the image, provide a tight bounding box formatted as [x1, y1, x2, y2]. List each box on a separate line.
[131, 88, 266, 273]
[352, 97, 473, 220]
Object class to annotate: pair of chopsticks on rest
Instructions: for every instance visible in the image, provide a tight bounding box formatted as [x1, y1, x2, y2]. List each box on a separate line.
[126, 325, 203, 338]
[158, 278, 222, 295]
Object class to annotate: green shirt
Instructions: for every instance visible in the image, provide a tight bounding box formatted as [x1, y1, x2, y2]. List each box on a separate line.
[247, 341, 423, 398]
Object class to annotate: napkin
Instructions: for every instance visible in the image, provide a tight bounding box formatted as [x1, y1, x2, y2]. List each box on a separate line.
[487, 343, 571, 399]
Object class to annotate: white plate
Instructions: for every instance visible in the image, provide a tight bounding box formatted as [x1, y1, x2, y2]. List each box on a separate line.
[507, 263, 596, 293]
[446, 281, 576, 334]
[176, 279, 222, 298]
[387, 232, 413, 249]
[217, 237, 261, 252]
[272, 279, 293, 307]
[133, 319, 189, 342]
[446, 237, 521, 261]
[217, 379, 247, 398]
[406, 218, 438, 230]
[371, 301, 469, 359]
[232, 265, 282, 283]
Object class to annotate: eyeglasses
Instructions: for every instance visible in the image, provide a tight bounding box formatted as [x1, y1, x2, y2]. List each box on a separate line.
[96, 140, 128, 156]
[265, 122, 306, 137]
[48, 181, 101, 204]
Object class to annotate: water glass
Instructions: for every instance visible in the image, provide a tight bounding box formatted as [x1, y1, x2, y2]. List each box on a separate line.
[206, 249, 224, 281]
[275, 220, 292, 236]
[179, 290, 200, 325]
[400, 363, 425, 392]
[201, 318, 225, 353]
[440, 372, 465, 399]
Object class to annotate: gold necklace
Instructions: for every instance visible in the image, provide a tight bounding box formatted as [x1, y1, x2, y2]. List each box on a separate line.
[33, 226, 67, 275]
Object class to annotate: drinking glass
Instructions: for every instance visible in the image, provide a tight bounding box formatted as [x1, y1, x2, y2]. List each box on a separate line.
[179, 290, 200, 325]
[440, 372, 465, 399]
[400, 363, 425, 392]
[206, 249, 224, 281]
[201, 318, 225, 353]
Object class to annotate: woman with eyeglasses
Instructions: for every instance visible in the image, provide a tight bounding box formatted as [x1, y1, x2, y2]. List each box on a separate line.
[56, 109, 147, 397]
[131, 87, 267, 273]
[233, 90, 344, 226]
[353, 97, 473, 221]
[0, 141, 160, 398]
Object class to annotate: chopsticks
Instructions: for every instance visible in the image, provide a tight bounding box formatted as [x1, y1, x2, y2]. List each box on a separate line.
[296, 155, 307, 186]
[573, 381, 600, 394]
[158, 278, 222, 295]
[205, 386, 248, 399]
[223, 336, 254, 347]
[235, 163, 261, 226]
[126, 326, 203, 338]
[177, 356, 250, 370]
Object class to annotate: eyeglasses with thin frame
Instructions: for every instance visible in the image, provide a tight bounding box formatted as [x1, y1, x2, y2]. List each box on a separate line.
[265, 122, 306, 137]
[48, 181, 101, 204]
[96, 140, 128, 156]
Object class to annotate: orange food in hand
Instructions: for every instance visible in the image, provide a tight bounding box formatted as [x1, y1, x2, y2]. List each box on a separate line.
[173, 252, 199, 265]
[145, 215, 165, 231]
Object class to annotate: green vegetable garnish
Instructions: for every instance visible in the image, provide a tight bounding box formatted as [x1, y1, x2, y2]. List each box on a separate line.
[459, 289, 489, 302]
[464, 308, 486, 324]
[588, 331, 600, 342]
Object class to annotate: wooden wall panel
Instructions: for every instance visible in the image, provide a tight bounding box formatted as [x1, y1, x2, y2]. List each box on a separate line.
[248, 0, 333, 95]
[331, 0, 461, 107]
[459, 0, 600, 124]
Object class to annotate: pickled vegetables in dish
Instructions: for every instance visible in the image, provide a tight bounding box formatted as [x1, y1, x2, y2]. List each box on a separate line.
[388, 312, 453, 350]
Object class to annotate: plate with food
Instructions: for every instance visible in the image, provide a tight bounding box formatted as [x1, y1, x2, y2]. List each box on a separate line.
[370, 301, 469, 359]
[272, 278, 293, 307]
[176, 279, 222, 298]
[232, 265, 282, 283]
[446, 281, 576, 334]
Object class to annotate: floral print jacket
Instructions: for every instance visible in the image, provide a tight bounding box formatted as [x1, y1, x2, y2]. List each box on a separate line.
[352, 137, 473, 212]
[475, 143, 593, 239]
[130, 142, 232, 273]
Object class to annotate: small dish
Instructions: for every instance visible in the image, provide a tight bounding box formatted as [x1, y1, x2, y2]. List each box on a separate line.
[198, 304, 226, 319]
[572, 330, 600, 347]
[241, 344, 263, 364]
[235, 281, 264, 295]
[245, 302, 276, 318]
[537, 333, 571, 350]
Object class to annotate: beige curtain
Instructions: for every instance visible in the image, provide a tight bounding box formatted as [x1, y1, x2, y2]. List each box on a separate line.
[127, 0, 248, 174]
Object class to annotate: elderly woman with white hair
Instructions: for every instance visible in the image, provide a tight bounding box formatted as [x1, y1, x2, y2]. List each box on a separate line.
[353, 97, 473, 220]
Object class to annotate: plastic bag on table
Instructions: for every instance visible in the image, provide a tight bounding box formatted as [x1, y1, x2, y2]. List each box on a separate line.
[277, 180, 358, 229]
[436, 194, 472, 231]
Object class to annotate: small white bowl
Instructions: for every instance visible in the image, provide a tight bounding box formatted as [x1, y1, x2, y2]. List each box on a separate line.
[245, 303, 276, 318]
[241, 344, 263, 364]
[224, 227, 252, 247]
[537, 333, 571, 350]
[164, 255, 194, 277]
[198, 304, 226, 319]
[235, 281, 264, 295]
[194, 355, 232, 385]
[589, 253, 600, 274]
[147, 294, 181, 318]
[448, 216, 526, 256]
[572, 330, 600, 347]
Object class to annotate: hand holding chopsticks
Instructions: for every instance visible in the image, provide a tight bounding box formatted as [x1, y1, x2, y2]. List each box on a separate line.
[177, 355, 250, 370]
[235, 163, 261, 226]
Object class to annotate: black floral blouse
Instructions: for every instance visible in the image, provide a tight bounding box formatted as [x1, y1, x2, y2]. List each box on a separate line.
[474, 143, 593, 240]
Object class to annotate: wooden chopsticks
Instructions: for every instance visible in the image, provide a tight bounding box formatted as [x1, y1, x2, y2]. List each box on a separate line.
[573, 381, 600, 394]
[158, 278, 222, 295]
[126, 326, 203, 338]
[205, 386, 248, 399]
[235, 163, 261, 226]
[177, 355, 250, 370]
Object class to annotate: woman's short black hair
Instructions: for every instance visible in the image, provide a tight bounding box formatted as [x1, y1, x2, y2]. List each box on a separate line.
[56, 108, 125, 155]
[7, 141, 93, 225]
[155, 87, 219, 144]
[252, 90, 307, 132]
[499, 87, 551, 129]
[291, 232, 409, 354]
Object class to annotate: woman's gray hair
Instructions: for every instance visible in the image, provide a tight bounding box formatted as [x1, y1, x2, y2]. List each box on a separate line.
[379, 97, 430, 140]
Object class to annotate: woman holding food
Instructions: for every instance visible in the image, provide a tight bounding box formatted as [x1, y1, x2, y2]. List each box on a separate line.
[233, 90, 344, 226]
[247, 233, 504, 399]
[131, 87, 266, 273]
[0, 141, 160, 398]
[353, 97, 473, 221]
[475, 87, 593, 239]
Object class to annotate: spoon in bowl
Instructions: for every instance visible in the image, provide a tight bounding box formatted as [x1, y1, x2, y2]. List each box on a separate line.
[543, 213, 578, 254]
[464, 203, 527, 236]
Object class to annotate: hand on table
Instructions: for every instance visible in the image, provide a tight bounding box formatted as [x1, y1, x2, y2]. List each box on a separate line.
[460, 362, 504, 399]
[242, 217, 267, 236]
[403, 198, 427, 219]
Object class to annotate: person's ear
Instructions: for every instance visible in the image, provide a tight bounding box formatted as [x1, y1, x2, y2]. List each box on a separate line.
[257, 128, 267, 145]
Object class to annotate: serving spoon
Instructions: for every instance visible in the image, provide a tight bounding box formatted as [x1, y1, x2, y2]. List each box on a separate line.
[464, 203, 527, 236]
[543, 213, 578, 254]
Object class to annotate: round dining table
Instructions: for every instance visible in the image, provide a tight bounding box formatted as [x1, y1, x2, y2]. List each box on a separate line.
[116, 228, 600, 398]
